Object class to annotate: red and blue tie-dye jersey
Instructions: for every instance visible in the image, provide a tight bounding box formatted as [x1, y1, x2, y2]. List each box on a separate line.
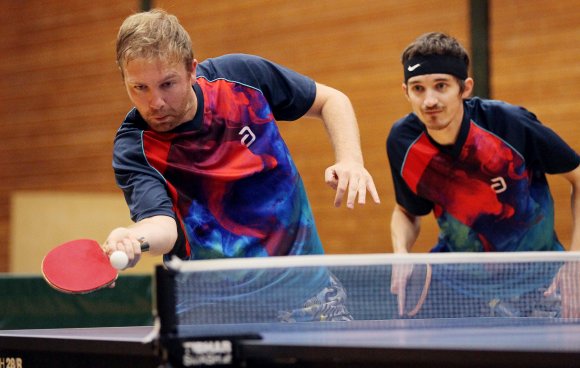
[387, 98, 580, 253]
[113, 54, 324, 261]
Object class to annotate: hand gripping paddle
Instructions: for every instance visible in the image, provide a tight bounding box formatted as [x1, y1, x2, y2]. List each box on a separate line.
[41, 238, 149, 294]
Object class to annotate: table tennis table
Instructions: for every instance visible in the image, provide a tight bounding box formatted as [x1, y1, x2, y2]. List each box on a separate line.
[1, 318, 579, 367]
[3, 254, 580, 367]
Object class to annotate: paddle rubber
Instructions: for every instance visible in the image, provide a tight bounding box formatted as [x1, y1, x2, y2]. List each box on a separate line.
[42, 239, 117, 294]
[41, 239, 151, 294]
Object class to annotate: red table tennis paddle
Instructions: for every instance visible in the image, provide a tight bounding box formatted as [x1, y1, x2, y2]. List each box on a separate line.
[41, 238, 149, 294]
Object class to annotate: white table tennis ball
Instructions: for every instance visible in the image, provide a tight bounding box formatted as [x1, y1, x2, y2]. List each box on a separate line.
[110, 250, 129, 270]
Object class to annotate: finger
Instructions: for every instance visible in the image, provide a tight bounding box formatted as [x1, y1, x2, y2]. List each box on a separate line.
[121, 238, 135, 257]
[334, 188, 344, 207]
[544, 270, 561, 296]
[391, 272, 406, 317]
[390, 281, 398, 295]
[544, 280, 558, 297]
[357, 181, 367, 205]
[366, 176, 381, 204]
[128, 238, 144, 268]
[334, 173, 348, 208]
[398, 286, 406, 317]
[324, 168, 338, 190]
[346, 174, 361, 208]
[102, 240, 116, 255]
[129, 254, 141, 268]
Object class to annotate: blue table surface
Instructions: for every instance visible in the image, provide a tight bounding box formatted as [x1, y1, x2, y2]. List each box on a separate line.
[1, 318, 579, 353]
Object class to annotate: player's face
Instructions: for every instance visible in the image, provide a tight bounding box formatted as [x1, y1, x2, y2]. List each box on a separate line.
[403, 74, 473, 144]
[123, 57, 197, 132]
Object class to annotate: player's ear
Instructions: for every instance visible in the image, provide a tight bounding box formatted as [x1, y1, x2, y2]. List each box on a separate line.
[402, 82, 410, 101]
[189, 59, 198, 84]
[462, 78, 474, 98]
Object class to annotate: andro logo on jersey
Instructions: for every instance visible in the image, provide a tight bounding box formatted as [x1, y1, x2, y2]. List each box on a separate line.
[490, 177, 507, 194]
[239, 126, 256, 147]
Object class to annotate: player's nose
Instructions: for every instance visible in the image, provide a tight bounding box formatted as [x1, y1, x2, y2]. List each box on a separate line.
[148, 90, 165, 110]
[423, 92, 439, 108]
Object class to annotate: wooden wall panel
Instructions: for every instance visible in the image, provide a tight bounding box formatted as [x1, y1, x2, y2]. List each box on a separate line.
[491, 0, 580, 250]
[0, 0, 578, 271]
[0, 1, 140, 272]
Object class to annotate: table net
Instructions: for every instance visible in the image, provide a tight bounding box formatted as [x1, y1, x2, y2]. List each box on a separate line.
[154, 252, 580, 336]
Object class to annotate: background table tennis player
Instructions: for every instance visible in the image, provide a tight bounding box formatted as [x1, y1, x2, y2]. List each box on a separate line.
[0, 318, 579, 367]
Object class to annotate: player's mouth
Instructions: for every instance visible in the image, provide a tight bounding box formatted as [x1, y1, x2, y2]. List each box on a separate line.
[424, 108, 443, 116]
[151, 114, 170, 121]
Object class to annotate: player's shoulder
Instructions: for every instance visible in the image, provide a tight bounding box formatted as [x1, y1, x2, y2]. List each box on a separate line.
[197, 54, 273, 80]
[466, 97, 539, 125]
[386, 114, 425, 162]
[388, 113, 424, 142]
[115, 108, 146, 141]
[200, 53, 265, 65]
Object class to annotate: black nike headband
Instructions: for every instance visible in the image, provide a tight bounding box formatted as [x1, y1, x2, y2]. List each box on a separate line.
[404, 54, 468, 82]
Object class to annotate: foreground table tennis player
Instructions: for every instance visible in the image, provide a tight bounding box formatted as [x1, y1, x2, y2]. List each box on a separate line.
[102, 9, 379, 321]
[386, 32, 580, 317]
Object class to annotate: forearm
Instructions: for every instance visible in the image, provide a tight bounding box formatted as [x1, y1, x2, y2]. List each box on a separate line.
[569, 182, 580, 251]
[560, 166, 580, 251]
[304, 83, 380, 207]
[391, 205, 421, 254]
[106, 215, 177, 256]
[306, 83, 363, 164]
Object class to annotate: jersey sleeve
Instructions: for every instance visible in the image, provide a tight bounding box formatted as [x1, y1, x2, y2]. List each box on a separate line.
[199, 54, 317, 121]
[493, 103, 580, 175]
[386, 118, 434, 216]
[113, 115, 175, 222]
[521, 111, 579, 175]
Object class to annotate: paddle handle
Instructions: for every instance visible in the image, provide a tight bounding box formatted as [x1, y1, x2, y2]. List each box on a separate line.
[139, 239, 150, 252]
[140, 242, 150, 252]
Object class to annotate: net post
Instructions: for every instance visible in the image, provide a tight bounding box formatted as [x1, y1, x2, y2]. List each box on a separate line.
[155, 264, 178, 337]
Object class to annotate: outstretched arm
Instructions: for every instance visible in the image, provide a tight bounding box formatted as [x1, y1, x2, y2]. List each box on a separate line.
[305, 82, 380, 209]
[561, 165, 580, 252]
[390, 204, 422, 316]
[391, 204, 421, 254]
[545, 165, 580, 317]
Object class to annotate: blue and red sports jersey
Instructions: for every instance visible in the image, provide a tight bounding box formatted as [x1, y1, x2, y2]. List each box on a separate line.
[113, 54, 324, 261]
[387, 98, 580, 253]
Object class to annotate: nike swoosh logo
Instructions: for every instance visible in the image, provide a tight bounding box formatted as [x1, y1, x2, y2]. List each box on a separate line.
[407, 63, 421, 71]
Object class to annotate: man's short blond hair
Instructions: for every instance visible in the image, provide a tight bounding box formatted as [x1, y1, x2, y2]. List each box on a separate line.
[116, 9, 194, 76]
